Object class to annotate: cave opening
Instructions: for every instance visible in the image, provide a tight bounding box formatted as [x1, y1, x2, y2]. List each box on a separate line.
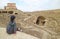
[8, 11, 13, 14]
[36, 16, 46, 26]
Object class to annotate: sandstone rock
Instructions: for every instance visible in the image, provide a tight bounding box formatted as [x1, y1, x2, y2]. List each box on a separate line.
[0, 28, 39, 39]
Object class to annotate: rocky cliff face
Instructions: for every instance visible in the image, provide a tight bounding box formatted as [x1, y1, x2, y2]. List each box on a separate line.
[25, 9, 60, 33]
[0, 9, 60, 39]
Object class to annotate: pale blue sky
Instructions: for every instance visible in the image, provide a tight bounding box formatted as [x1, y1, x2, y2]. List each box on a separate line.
[0, 0, 60, 12]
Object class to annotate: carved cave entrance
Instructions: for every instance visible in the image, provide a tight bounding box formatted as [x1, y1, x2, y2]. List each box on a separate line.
[36, 16, 46, 26]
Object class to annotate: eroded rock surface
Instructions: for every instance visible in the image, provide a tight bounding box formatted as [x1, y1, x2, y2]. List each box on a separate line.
[0, 28, 39, 39]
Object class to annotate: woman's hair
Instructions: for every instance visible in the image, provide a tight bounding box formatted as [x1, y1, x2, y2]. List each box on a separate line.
[10, 15, 15, 22]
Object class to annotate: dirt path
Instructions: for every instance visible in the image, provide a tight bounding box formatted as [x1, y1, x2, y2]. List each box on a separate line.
[0, 28, 40, 39]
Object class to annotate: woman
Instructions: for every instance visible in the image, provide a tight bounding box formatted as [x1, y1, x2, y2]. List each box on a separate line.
[6, 15, 17, 34]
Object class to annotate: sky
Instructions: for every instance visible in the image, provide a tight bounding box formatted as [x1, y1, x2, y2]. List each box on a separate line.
[0, 0, 60, 12]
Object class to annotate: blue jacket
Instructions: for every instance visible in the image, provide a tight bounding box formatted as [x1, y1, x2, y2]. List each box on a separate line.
[6, 21, 17, 34]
